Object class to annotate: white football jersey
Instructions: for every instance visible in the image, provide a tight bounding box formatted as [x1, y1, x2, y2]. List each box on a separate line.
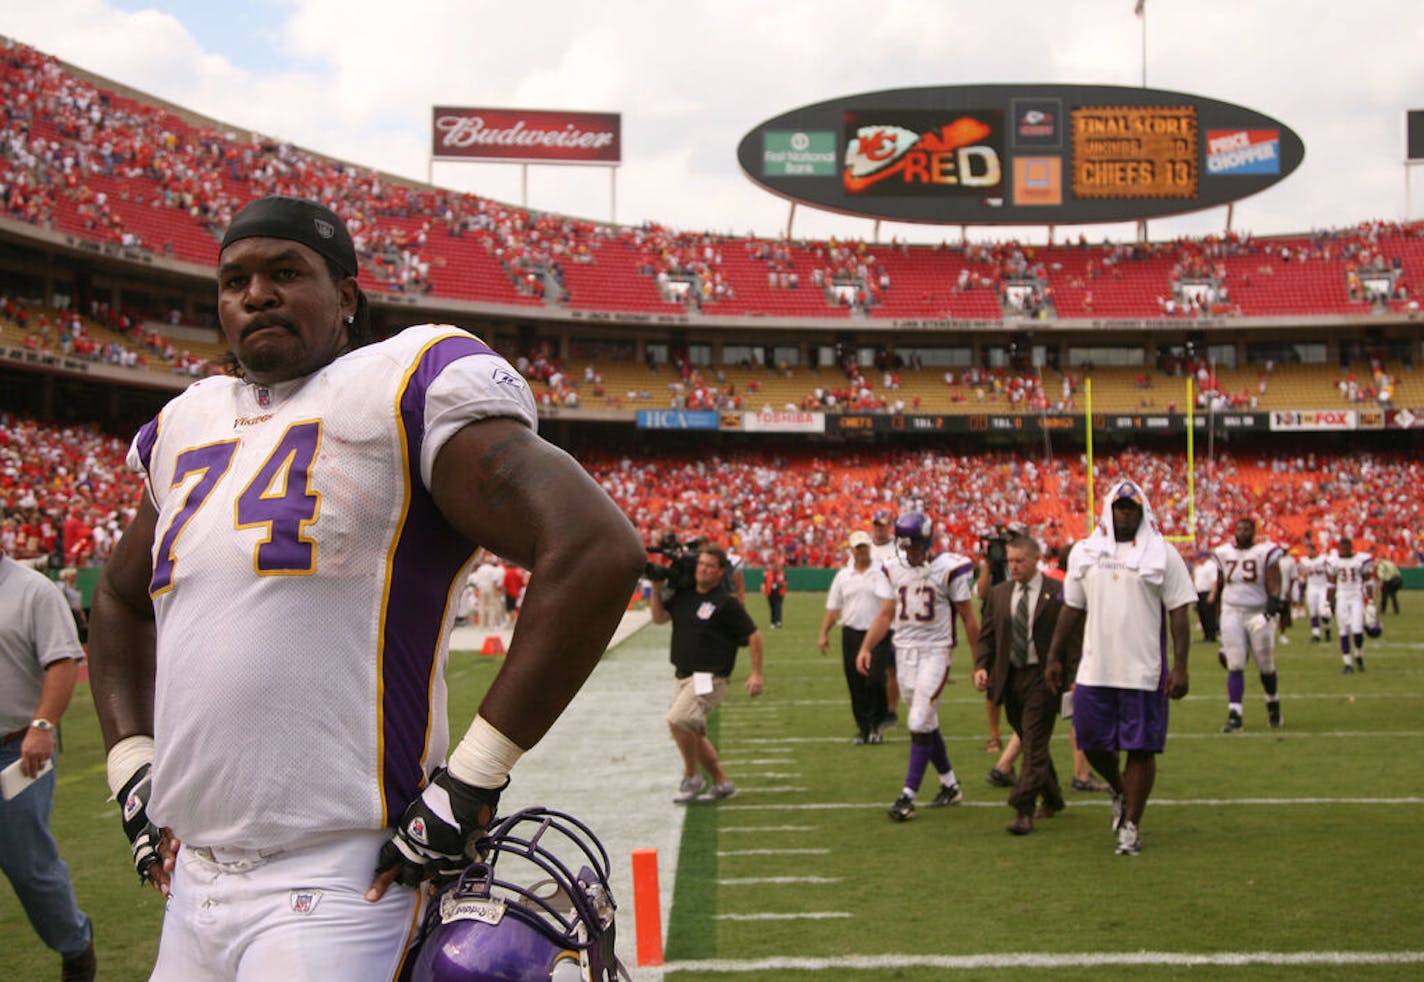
[130, 325, 536, 851]
[1327, 553, 1373, 600]
[872, 551, 975, 648]
[1299, 553, 1332, 589]
[1214, 540, 1282, 608]
[1277, 554, 1296, 596]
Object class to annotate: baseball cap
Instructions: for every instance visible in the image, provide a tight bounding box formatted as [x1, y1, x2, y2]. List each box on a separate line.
[220, 195, 358, 277]
[849, 531, 873, 548]
[872, 509, 892, 525]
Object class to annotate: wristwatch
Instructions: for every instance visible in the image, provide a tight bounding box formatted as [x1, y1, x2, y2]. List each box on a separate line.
[29, 718, 56, 732]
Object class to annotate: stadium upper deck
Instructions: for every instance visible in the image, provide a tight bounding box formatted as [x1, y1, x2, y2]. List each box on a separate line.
[1, 36, 1422, 426]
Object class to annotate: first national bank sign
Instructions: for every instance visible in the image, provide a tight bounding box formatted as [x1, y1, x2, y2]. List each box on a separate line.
[432, 107, 621, 164]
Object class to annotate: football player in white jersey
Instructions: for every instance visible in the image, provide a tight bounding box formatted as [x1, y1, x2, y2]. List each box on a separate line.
[86, 196, 644, 982]
[1299, 537, 1333, 642]
[1328, 537, 1375, 673]
[855, 512, 979, 821]
[1213, 517, 1284, 732]
[1275, 549, 1297, 644]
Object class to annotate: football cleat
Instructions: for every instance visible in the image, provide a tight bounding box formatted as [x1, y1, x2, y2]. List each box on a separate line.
[673, 774, 705, 804]
[1354, 657, 1366, 673]
[866, 730, 884, 745]
[1221, 710, 1244, 733]
[1267, 702, 1282, 729]
[706, 781, 738, 802]
[1110, 792, 1127, 832]
[926, 784, 964, 808]
[1116, 820, 1142, 856]
[887, 794, 916, 822]
[1341, 664, 1355, 675]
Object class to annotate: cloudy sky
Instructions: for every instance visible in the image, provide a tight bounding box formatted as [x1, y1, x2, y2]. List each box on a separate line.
[3, 0, 1422, 245]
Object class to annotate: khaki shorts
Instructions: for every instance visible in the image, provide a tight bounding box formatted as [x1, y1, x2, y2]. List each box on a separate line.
[667, 674, 729, 733]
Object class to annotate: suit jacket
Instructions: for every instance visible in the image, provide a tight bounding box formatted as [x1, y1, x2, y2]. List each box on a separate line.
[973, 575, 1076, 706]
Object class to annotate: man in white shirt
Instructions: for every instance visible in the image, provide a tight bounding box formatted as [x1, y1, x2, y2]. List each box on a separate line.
[867, 510, 900, 731]
[1191, 551, 1220, 643]
[1045, 478, 1195, 857]
[817, 530, 887, 744]
[470, 554, 506, 629]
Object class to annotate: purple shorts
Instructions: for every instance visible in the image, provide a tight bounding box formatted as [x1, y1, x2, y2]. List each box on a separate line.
[1072, 684, 1169, 754]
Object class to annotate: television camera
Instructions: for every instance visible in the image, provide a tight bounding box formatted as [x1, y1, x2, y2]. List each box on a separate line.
[645, 532, 701, 592]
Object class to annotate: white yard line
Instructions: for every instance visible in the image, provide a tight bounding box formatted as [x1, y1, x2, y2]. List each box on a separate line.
[718, 796, 1424, 812]
[663, 950, 1424, 973]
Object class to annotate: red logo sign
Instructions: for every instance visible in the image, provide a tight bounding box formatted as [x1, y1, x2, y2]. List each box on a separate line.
[432, 107, 621, 163]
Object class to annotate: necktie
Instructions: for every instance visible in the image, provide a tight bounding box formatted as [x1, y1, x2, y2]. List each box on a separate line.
[1011, 585, 1030, 668]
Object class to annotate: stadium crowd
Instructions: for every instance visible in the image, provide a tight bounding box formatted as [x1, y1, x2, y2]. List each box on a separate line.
[3, 411, 1420, 574]
[4, 36, 1422, 332]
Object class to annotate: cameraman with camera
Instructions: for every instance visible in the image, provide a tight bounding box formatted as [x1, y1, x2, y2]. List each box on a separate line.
[649, 543, 764, 804]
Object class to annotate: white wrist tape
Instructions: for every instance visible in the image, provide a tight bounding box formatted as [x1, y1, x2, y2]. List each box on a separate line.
[447, 715, 524, 788]
[106, 735, 155, 798]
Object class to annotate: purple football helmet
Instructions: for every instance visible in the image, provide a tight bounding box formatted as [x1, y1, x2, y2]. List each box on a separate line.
[1364, 601, 1382, 638]
[894, 512, 935, 564]
[408, 807, 623, 981]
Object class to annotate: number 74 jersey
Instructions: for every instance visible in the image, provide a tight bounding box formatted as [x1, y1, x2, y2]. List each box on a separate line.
[873, 551, 976, 648]
[126, 325, 536, 851]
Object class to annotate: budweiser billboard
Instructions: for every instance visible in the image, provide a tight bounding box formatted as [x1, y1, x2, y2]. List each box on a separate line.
[432, 107, 621, 163]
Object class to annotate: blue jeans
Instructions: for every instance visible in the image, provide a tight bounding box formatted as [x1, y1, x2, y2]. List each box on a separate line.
[0, 735, 92, 958]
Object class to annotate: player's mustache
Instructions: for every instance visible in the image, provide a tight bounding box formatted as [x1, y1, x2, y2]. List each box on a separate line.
[241, 314, 297, 340]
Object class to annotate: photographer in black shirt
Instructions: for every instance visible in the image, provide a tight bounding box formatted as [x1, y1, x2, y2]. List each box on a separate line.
[649, 545, 764, 804]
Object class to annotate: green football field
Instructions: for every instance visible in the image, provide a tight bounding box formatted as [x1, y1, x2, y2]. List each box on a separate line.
[5, 593, 1423, 980]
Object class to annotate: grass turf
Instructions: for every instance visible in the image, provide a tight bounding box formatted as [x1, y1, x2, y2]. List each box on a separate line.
[4, 594, 1421, 979]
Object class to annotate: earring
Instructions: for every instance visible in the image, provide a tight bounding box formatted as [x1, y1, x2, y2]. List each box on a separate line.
[344, 315, 354, 325]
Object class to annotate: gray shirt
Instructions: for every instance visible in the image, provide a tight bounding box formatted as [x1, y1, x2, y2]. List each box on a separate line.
[0, 555, 84, 733]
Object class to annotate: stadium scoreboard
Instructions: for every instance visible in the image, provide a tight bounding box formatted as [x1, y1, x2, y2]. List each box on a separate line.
[737, 84, 1302, 225]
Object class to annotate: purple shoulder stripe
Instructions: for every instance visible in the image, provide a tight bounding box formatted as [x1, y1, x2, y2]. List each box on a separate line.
[134, 416, 160, 473]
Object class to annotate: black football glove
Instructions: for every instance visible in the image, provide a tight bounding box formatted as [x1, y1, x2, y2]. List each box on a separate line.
[118, 764, 163, 886]
[1266, 595, 1289, 618]
[376, 768, 505, 888]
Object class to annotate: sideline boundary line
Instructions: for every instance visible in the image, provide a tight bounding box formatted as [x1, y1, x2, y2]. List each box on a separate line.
[718, 795, 1424, 812]
[664, 949, 1424, 973]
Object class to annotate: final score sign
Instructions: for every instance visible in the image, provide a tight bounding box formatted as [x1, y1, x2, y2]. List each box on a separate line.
[738, 84, 1301, 225]
[1071, 105, 1198, 199]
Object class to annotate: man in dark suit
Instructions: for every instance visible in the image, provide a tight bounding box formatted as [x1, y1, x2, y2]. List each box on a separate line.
[973, 535, 1073, 835]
